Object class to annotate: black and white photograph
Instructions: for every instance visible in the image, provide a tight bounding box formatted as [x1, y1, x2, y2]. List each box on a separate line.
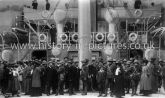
[0, 0, 165, 98]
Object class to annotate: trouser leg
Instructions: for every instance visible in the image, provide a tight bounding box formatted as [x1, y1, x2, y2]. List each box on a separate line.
[105, 79, 109, 95]
[82, 80, 87, 94]
[69, 81, 73, 95]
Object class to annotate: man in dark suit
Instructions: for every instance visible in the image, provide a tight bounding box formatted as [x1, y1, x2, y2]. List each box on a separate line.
[161, 61, 165, 91]
[68, 61, 77, 95]
[49, 24, 57, 45]
[32, 0, 38, 10]
[45, 0, 50, 10]
[45, 62, 54, 96]
[52, 63, 59, 95]
[134, 0, 142, 9]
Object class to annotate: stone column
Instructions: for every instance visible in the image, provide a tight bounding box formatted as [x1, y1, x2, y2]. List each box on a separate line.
[56, 23, 63, 45]
[78, 0, 92, 68]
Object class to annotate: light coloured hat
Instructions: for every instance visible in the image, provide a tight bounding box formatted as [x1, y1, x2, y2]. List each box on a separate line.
[134, 60, 139, 63]
[126, 61, 131, 64]
[113, 59, 116, 62]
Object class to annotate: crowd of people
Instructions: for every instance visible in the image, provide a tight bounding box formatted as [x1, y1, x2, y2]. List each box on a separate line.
[0, 57, 165, 98]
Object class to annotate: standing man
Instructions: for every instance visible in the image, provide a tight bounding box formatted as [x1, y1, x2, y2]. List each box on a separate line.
[161, 61, 165, 91]
[104, 59, 116, 97]
[49, 24, 57, 45]
[97, 66, 106, 97]
[45, 0, 50, 10]
[45, 62, 54, 96]
[68, 61, 77, 95]
[134, 0, 142, 9]
[130, 60, 141, 96]
[80, 59, 89, 95]
[32, 0, 38, 10]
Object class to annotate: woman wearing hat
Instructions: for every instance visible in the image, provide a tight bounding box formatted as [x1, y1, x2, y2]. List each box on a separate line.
[30, 63, 42, 97]
[114, 62, 125, 98]
[139, 59, 152, 95]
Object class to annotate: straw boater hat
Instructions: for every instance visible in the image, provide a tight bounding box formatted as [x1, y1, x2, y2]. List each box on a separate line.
[126, 60, 131, 64]
[123, 59, 127, 62]
[113, 59, 116, 62]
[134, 60, 139, 63]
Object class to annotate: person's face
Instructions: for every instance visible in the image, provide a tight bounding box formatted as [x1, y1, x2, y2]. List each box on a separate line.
[64, 58, 68, 62]
[52, 25, 55, 28]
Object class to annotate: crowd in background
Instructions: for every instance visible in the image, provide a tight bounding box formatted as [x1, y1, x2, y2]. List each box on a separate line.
[0, 57, 165, 98]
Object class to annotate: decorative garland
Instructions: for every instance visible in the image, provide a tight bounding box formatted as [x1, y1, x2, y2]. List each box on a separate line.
[129, 32, 138, 42]
[60, 34, 68, 42]
[95, 33, 104, 42]
[72, 33, 79, 42]
[39, 34, 47, 42]
[107, 33, 116, 42]
[134, 9, 143, 17]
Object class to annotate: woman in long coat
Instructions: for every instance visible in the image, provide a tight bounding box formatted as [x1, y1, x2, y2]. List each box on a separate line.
[140, 60, 152, 95]
[30, 63, 42, 97]
[114, 62, 125, 98]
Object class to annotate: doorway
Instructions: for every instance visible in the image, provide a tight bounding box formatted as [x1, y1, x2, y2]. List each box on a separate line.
[32, 50, 47, 60]
[130, 49, 143, 59]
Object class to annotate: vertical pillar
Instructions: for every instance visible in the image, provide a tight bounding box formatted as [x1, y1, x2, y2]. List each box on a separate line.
[56, 23, 63, 45]
[78, 0, 92, 68]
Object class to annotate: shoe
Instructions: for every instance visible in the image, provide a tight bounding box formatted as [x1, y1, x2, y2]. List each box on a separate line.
[131, 94, 134, 96]
[103, 94, 107, 97]
[110, 94, 114, 97]
[17, 95, 20, 97]
[55, 94, 58, 96]
[82, 93, 87, 95]
[72, 93, 76, 95]
[126, 92, 129, 94]
[98, 94, 102, 97]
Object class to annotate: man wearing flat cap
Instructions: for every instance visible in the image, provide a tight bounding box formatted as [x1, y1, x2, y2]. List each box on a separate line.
[130, 60, 141, 96]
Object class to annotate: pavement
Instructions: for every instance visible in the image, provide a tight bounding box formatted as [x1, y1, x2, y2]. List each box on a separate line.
[0, 93, 164, 98]
[0, 87, 165, 98]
